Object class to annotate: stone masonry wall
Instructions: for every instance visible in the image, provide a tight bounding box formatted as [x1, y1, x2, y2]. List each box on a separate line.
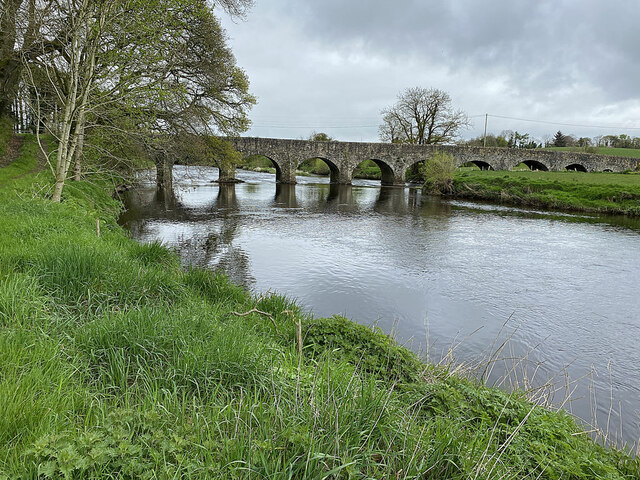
[230, 137, 638, 185]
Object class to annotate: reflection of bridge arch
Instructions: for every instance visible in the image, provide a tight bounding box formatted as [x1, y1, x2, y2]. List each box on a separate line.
[218, 137, 639, 188]
[274, 184, 297, 207]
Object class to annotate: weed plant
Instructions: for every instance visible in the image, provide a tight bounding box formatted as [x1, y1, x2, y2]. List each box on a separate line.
[1, 135, 639, 478]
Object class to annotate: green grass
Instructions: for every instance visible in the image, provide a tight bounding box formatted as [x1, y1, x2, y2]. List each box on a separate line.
[0, 134, 639, 478]
[353, 159, 382, 180]
[297, 158, 331, 176]
[546, 146, 640, 159]
[0, 116, 13, 161]
[453, 170, 640, 216]
[239, 154, 274, 170]
[0, 133, 44, 186]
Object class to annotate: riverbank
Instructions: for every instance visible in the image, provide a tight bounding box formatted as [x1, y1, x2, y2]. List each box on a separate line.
[453, 170, 640, 216]
[1, 135, 640, 478]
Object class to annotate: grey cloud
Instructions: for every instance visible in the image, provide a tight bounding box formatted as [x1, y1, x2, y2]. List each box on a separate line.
[285, 0, 640, 102]
[221, 1, 640, 141]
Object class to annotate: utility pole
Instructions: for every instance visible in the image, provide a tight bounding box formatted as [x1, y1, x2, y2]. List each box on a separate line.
[483, 114, 488, 147]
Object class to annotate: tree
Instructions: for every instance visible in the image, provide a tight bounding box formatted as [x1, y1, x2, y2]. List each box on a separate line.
[0, 0, 54, 119]
[379, 87, 469, 145]
[308, 131, 333, 142]
[20, 0, 254, 201]
[577, 137, 592, 147]
[459, 133, 508, 148]
[0, 0, 22, 117]
[553, 131, 567, 147]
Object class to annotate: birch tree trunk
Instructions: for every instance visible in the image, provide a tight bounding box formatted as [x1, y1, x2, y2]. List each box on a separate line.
[72, 123, 85, 181]
[50, 0, 101, 202]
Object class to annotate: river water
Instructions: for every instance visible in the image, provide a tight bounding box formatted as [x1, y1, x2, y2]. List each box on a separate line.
[119, 165, 640, 448]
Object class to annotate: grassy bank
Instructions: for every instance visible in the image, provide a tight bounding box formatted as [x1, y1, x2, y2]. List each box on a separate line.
[1, 135, 640, 478]
[0, 117, 15, 163]
[453, 170, 640, 216]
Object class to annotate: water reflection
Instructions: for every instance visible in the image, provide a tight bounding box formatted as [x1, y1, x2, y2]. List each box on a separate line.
[375, 186, 407, 214]
[216, 183, 239, 211]
[120, 165, 640, 447]
[274, 184, 298, 208]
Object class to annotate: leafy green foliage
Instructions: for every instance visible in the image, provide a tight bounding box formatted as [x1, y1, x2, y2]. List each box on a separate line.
[26, 409, 218, 479]
[421, 151, 457, 194]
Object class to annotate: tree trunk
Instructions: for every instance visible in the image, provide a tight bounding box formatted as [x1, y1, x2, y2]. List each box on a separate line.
[0, 0, 23, 117]
[72, 124, 85, 181]
[217, 163, 237, 183]
[156, 153, 173, 191]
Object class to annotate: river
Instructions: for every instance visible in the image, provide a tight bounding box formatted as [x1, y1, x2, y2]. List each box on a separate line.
[119, 165, 640, 448]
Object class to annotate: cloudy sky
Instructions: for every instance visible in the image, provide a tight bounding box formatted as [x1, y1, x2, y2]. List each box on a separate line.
[220, 0, 640, 143]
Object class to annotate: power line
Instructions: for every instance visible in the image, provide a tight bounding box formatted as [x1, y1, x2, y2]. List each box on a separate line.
[248, 114, 640, 132]
[250, 124, 379, 129]
[482, 114, 640, 131]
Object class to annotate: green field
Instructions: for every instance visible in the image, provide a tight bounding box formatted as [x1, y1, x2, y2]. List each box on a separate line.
[1, 133, 639, 478]
[545, 146, 640, 159]
[453, 170, 640, 216]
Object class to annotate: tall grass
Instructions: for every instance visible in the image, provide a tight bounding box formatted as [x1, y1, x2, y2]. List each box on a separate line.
[0, 133, 41, 184]
[0, 135, 639, 478]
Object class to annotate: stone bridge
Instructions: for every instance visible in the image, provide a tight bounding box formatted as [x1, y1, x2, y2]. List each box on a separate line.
[229, 137, 638, 185]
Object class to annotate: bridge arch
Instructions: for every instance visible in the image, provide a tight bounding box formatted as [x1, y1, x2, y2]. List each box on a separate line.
[565, 163, 587, 172]
[241, 154, 282, 182]
[354, 159, 396, 185]
[518, 160, 549, 172]
[403, 159, 426, 184]
[297, 157, 340, 183]
[458, 160, 494, 171]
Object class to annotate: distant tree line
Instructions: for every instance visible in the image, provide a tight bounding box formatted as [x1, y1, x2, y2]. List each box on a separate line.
[462, 131, 541, 149]
[461, 130, 640, 150]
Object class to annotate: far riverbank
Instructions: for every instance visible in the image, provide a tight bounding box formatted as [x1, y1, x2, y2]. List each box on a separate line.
[451, 170, 640, 217]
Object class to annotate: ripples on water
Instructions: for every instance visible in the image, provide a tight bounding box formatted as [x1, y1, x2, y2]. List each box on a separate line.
[120, 165, 640, 447]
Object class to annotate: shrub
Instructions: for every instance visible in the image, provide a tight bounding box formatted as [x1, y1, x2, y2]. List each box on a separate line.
[421, 151, 456, 194]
